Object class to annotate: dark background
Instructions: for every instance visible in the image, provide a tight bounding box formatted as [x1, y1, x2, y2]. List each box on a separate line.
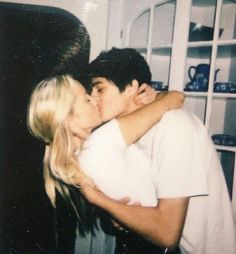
[0, 2, 90, 253]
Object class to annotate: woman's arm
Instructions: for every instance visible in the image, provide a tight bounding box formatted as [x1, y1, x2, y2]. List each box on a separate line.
[117, 90, 184, 145]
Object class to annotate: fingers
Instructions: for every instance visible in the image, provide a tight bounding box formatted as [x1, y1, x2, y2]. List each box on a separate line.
[130, 201, 142, 206]
[111, 219, 125, 230]
[119, 197, 131, 204]
[135, 83, 157, 106]
[111, 198, 140, 231]
[137, 83, 148, 94]
[134, 93, 151, 105]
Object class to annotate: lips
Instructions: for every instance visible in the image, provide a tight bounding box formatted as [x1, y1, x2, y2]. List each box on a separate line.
[96, 104, 102, 115]
[97, 103, 102, 112]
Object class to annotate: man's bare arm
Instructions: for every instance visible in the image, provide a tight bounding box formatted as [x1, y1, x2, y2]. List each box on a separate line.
[81, 184, 189, 248]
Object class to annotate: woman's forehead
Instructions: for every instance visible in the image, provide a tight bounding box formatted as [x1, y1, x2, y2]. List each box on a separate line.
[71, 80, 86, 94]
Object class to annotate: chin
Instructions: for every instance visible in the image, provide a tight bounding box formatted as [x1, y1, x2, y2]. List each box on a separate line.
[96, 118, 103, 126]
[101, 113, 117, 123]
[102, 116, 112, 123]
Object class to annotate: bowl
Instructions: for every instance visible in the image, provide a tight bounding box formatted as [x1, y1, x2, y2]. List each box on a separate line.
[212, 134, 236, 147]
[151, 81, 168, 91]
[214, 82, 236, 93]
[189, 22, 223, 42]
[184, 81, 208, 92]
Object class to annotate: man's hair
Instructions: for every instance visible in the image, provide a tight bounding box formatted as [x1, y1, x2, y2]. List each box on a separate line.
[89, 47, 152, 91]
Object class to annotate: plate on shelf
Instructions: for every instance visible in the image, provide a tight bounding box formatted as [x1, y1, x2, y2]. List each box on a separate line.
[212, 134, 236, 147]
[184, 82, 208, 92]
[213, 82, 236, 93]
[151, 81, 168, 91]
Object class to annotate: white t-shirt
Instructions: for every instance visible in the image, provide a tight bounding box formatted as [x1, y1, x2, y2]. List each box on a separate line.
[78, 119, 157, 207]
[137, 109, 236, 254]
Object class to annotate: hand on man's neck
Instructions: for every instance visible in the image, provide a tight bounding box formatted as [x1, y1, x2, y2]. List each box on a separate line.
[122, 101, 142, 116]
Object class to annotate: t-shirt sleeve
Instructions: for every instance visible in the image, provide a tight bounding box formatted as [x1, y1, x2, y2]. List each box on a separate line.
[154, 111, 208, 198]
[78, 119, 128, 200]
[82, 119, 126, 155]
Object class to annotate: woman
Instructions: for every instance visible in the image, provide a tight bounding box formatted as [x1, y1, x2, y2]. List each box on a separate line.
[27, 74, 184, 252]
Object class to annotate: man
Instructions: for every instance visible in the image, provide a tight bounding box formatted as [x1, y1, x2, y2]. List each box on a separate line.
[80, 47, 236, 254]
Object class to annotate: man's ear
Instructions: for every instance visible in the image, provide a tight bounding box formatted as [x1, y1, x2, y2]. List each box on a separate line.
[125, 79, 139, 97]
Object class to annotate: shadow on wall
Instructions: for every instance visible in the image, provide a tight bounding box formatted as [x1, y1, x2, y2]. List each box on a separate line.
[0, 2, 90, 253]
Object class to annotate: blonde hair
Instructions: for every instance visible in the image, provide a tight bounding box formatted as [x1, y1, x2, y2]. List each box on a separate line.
[27, 75, 87, 207]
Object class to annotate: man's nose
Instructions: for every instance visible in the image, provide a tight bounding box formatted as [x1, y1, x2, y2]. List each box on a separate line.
[91, 88, 99, 97]
[91, 91, 100, 102]
[90, 96, 99, 106]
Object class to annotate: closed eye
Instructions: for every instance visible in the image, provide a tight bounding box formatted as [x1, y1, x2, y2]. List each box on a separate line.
[97, 88, 103, 93]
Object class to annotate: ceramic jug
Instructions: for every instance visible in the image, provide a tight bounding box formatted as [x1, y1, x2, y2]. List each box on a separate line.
[188, 64, 220, 91]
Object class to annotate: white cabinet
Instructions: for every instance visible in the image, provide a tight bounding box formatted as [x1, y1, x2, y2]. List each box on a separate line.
[108, 0, 236, 218]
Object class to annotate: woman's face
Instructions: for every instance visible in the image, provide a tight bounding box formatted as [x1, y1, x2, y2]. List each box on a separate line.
[69, 81, 102, 131]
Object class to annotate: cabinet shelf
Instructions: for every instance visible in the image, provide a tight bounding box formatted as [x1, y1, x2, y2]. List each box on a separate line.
[187, 39, 236, 48]
[217, 39, 236, 46]
[184, 92, 236, 98]
[187, 41, 213, 47]
[213, 93, 236, 98]
[184, 91, 208, 97]
[215, 145, 236, 152]
[121, 0, 236, 209]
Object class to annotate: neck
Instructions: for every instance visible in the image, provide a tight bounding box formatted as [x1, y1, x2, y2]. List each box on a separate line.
[121, 100, 141, 116]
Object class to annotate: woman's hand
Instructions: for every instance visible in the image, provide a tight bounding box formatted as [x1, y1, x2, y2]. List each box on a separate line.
[134, 83, 157, 106]
[111, 198, 142, 231]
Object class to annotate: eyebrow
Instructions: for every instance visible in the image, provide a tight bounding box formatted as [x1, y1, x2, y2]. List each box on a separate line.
[92, 80, 102, 86]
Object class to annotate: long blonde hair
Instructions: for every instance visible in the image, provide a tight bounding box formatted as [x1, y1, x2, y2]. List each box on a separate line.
[27, 75, 87, 207]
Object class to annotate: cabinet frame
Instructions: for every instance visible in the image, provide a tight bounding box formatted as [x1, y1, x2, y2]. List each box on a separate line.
[114, 0, 236, 220]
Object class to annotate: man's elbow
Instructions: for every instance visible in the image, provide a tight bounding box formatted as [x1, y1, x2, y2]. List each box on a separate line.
[150, 228, 181, 249]
[161, 234, 180, 249]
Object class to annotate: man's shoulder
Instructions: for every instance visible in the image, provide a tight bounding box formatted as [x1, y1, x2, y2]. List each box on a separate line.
[162, 109, 192, 121]
[138, 110, 190, 139]
[159, 109, 200, 128]
[142, 109, 202, 141]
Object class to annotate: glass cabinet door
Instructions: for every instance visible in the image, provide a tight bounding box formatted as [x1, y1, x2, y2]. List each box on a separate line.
[150, 1, 176, 91]
[123, 0, 236, 203]
[211, 0, 236, 198]
[183, 0, 217, 122]
[129, 10, 150, 48]
[127, 0, 176, 91]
